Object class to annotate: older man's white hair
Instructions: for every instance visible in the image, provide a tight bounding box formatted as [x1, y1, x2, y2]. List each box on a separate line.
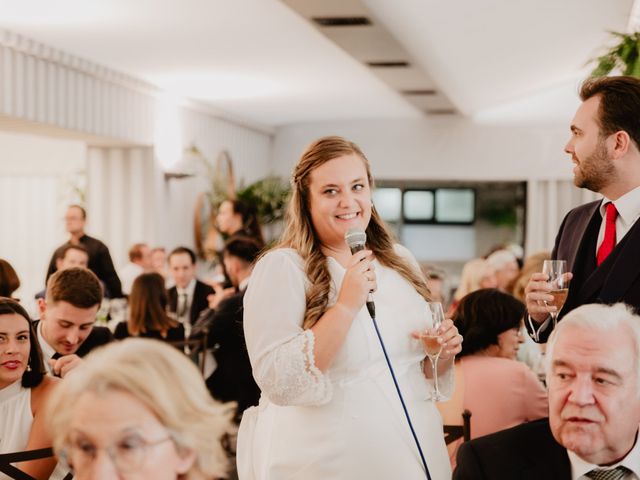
[545, 303, 640, 389]
[486, 249, 517, 269]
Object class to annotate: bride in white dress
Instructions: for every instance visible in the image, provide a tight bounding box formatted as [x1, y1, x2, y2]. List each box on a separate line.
[237, 136, 463, 480]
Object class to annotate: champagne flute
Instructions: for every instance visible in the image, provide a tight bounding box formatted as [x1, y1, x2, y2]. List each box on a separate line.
[542, 260, 571, 327]
[420, 301, 445, 401]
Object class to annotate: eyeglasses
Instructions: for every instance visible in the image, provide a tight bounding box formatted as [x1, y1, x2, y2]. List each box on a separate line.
[62, 431, 173, 474]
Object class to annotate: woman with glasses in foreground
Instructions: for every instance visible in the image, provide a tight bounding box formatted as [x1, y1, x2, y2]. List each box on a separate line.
[45, 338, 233, 480]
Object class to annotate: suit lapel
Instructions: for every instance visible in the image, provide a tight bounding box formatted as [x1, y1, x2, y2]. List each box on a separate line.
[561, 202, 600, 273]
[521, 439, 571, 480]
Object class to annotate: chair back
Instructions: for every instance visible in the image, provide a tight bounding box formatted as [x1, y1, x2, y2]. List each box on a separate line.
[0, 447, 73, 480]
[168, 334, 208, 375]
[443, 409, 472, 444]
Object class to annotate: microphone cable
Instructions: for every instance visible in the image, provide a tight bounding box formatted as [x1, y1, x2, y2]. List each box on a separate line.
[367, 307, 432, 480]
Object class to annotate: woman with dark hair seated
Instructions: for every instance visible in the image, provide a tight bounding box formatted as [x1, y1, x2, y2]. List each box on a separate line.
[438, 289, 547, 466]
[0, 298, 67, 479]
[0, 259, 20, 299]
[114, 273, 184, 343]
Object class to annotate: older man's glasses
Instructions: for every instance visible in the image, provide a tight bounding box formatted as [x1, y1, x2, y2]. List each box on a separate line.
[63, 431, 173, 473]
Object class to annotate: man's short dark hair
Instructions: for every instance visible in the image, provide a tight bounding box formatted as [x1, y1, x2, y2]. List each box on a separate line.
[223, 236, 262, 265]
[68, 204, 87, 219]
[46, 267, 102, 309]
[58, 244, 89, 261]
[580, 76, 640, 151]
[168, 246, 196, 265]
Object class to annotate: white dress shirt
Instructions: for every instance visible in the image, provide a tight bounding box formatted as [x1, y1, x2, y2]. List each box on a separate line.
[36, 321, 56, 375]
[569, 430, 640, 479]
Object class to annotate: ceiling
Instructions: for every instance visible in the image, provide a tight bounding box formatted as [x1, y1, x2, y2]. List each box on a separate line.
[0, 0, 634, 127]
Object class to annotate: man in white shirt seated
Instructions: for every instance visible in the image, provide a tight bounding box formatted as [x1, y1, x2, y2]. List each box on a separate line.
[119, 242, 152, 295]
[454, 303, 640, 479]
[35, 268, 113, 378]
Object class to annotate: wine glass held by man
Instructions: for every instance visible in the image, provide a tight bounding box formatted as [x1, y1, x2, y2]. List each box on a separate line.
[237, 136, 462, 480]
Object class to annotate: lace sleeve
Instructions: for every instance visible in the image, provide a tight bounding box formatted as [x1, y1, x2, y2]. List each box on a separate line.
[244, 249, 333, 407]
[259, 330, 332, 406]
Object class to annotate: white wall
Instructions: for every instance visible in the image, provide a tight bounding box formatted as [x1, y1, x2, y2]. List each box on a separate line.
[0, 131, 86, 303]
[272, 118, 573, 181]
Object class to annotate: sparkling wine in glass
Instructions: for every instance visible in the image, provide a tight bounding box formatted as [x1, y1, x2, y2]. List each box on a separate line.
[421, 301, 445, 401]
[542, 260, 571, 327]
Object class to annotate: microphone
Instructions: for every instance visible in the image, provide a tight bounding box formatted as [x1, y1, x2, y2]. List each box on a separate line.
[344, 228, 375, 319]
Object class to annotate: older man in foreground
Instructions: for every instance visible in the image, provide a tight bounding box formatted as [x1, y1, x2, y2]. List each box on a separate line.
[454, 302, 640, 479]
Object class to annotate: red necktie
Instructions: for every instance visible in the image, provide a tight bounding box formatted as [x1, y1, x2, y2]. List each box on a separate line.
[597, 202, 618, 266]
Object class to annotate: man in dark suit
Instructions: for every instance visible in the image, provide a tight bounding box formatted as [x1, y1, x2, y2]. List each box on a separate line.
[191, 236, 262, 422]
[167, 246, 214, 329]
[46, 204, 123, 298]
[526, 76, 640, 342]
[454, 303, 640, 479]
[36, 267, 113, 378]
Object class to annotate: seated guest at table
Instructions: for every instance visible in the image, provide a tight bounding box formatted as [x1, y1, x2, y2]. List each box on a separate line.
[36, 268, 112, 378]
[46, 338, 233, 480]
[454, 303, 640, 479]
[439, 289, 547, 465]
[486, 249, 520, 293]
[167, 247, 214, 333]
[0, 298, 67, 480]
[35, 245, 90, 300]
[0, 259, 20, 300]
[190, 236, 261, 423]
[114, 273, 184, 343]
[448, 258, 498, 315]
[119, 243, 152, 296]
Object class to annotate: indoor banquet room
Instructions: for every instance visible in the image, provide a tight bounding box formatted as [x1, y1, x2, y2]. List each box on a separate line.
[1, 0, 639, 479]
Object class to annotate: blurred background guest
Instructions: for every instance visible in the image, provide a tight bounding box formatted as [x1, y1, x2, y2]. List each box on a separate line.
[114, 273, 184, 343]
[423, 264, 448, 306]
[485, 249, 520, 293]
[119, 243, 152, 296]
[35, 245, 90, 300]
[0, 298, 67, 480]
[46, 338, 233, 480]
[511, 251, 551, 303]
[150, 247, 172, 287]
[45, 205, 123, 299]
[191, 236, 262, 423]
[216, 199, 264, 246]
[448, 258, 498, 315]
[0, 259, 20, 300]
[438, 289, 547, 466]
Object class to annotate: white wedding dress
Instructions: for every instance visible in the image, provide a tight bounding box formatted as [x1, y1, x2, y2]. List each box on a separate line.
[237, 246, 453, 480]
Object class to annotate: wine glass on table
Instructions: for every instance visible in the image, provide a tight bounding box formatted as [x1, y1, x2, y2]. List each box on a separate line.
[542, 260, 571, 328]
[420, 301, 445, 402]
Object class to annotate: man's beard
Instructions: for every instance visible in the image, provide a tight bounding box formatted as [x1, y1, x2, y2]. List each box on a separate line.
[574, 139, 616, 192]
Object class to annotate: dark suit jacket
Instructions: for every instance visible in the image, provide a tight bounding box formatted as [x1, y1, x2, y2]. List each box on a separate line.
[190, 290, 260, 422]
[168, 280, 214, 325]
[527, 200, 640, 342]
[46, 234, 123, 298]
[32, 319, 114, 358]
[454, 418, 571, 480]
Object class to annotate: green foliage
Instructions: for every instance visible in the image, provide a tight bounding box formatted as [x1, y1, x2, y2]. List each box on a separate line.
[590, 31, 640, 77]
[236, 176, 291, 225]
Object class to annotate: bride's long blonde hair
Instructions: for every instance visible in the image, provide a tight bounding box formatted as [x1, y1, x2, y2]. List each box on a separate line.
[277, 136, 431, 329]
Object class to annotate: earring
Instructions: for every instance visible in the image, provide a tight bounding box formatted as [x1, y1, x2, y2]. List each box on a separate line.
[26, 364, 32, 372]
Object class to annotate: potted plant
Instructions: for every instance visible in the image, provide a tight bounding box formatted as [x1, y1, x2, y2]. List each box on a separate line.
[590, 31, 640, 77]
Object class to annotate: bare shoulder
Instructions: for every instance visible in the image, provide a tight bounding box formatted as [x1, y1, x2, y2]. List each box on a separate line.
[30, 376, 60, 413]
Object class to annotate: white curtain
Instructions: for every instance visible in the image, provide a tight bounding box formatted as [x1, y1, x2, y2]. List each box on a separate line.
[86, 146, 157, 271]
[525, 179, 600, 256]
